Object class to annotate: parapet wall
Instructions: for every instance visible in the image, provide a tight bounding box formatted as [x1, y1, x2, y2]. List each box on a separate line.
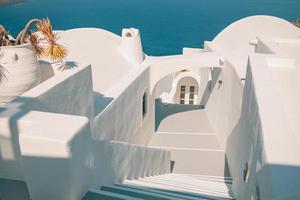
[205, 60, 243, 150]
[0, 63, 94, 181]
[0, 60, 170, 199]
[232, 55, 300, 200]
[18, 111, 170, 200]
[93, 66, 153, 145]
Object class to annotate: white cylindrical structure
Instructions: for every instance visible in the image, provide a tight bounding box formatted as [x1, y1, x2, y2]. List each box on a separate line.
[120, 28, 144, 65]
[0, 43, 41, 105]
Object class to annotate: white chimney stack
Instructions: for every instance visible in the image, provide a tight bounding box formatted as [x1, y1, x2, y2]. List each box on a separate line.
[120, 28, 144, 65]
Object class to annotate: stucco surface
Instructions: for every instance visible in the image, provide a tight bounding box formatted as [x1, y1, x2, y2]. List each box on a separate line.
[228, 58, 300, 199]
[210, 15, 300, 78]
[156, 108, 214, 133]
[58, 28, 134, 94]
[17, 111, 170, 200]
[146, 52, 222, 93]
[0, 63, 94, 181]
[93, 67, 153, 145]
[1, 16, 300, 199]
[205, 61, 243, 149]
[18, 63, 94, 120]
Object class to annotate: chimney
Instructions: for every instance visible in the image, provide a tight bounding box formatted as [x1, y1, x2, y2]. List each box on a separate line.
[120, 28, 144, 65]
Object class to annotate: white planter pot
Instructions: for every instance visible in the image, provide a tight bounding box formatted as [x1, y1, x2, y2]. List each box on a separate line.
[0, 43, 41, 105]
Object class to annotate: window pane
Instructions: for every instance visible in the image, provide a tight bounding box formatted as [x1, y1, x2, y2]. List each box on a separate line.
[180, 93, 185, 98]
[190, 86, 195, 92]
[180, 100, 185, 104]
[189, 100, 193, 104]
[189, 93, 194, 99]
[180, 86, 186, 92]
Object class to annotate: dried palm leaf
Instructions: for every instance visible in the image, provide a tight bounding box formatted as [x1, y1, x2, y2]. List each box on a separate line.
[27, 32, 45, 58]
[45, 43, 67, 61]
[36, 18, 55, 43]
[37, 18, 67, 61]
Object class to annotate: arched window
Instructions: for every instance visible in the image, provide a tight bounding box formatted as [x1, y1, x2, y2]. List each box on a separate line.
[142, 92, 147, 118]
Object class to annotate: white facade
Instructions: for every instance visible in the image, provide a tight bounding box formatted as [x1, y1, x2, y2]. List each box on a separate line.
[0, 15, 299, 200]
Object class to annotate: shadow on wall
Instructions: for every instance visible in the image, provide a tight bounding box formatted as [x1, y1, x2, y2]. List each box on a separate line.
[0, 97, 118, 198]
[1, 100, 168, 199]
[16, 133, 167, 199]
[39, 61, 55, 83]
[258, 164, 300, 199]
[93, 92, 113, 116]
[39, 60, 81, 83]
[0, 102, 33, 199]
[0, 96, 86, 199]
[200, 67, 222, 107]
[155, 99, 203, 131]
[224, 101, 300, 199]
[18, 134, 117, 199]
[0, 178, 30, 200]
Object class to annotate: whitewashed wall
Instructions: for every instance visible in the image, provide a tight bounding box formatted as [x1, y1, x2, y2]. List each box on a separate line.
[17, 111, 170, 200]
[0, 62, 171, 200]
[205, 61, 243, 149]
[19, 64, 94, 120]
[0, 64, 94, 181]
[93, 67, 154, 145]
[154, 74, 173, 98]
[205, 56, 300, 199]
[230, 57, 300, 200]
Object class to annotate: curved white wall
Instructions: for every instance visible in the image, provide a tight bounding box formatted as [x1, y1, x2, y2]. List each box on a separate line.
[213, 15, 300, 56]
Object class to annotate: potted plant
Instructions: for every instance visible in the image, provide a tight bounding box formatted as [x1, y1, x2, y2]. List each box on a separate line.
[0, 18, 67, 105]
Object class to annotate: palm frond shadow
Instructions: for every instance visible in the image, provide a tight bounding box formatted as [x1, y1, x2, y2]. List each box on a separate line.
[57, 61, 79, 71]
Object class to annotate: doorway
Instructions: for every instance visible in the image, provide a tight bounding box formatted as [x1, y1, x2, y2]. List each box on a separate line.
[179, 85, 197, 105]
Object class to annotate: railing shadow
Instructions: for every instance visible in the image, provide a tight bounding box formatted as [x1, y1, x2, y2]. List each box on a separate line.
[0, 100, 32, 199]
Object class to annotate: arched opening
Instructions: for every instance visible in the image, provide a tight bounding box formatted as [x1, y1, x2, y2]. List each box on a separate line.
[142, 91, 147, 118]
[155, 70, 201, 105]
[175, 76, 199, 105]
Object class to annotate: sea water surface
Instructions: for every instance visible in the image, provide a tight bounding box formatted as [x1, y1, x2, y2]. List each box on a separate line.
[0, 0, 299, 55]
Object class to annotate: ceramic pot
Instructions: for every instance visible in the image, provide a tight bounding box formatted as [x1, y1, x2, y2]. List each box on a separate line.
[0, 43, 41, 105]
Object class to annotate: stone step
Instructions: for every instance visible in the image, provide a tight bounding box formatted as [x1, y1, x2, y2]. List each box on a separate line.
[149, 132, 221, 149]
[116, 184, 215, 200]
[84, 173, 235, 200]
[82, 189, 142, 200]
[158, 148, 229, 176]
[123, 173, 235, 200]
[101, 185, 199, 200]
[83, 189, 143, 200]
[173, 174, 233, 183]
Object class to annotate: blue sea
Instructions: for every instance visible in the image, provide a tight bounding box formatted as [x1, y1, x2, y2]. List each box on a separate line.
[0, 0, 299, 55]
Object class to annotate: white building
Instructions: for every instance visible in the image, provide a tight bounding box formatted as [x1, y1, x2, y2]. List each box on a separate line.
[0, 15, 300, 200]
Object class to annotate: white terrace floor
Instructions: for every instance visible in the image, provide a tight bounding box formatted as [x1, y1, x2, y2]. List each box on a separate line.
[151, 103, 228, 177]
[155, 107, 215, 134]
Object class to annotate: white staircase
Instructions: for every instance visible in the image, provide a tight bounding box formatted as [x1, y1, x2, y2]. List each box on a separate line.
[83, 174, 235, 200]
[150, 108, 230, 177]
[149, 132, 221, 149]
[149, 131, 228, 176]
[83, 108, 235, 199]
